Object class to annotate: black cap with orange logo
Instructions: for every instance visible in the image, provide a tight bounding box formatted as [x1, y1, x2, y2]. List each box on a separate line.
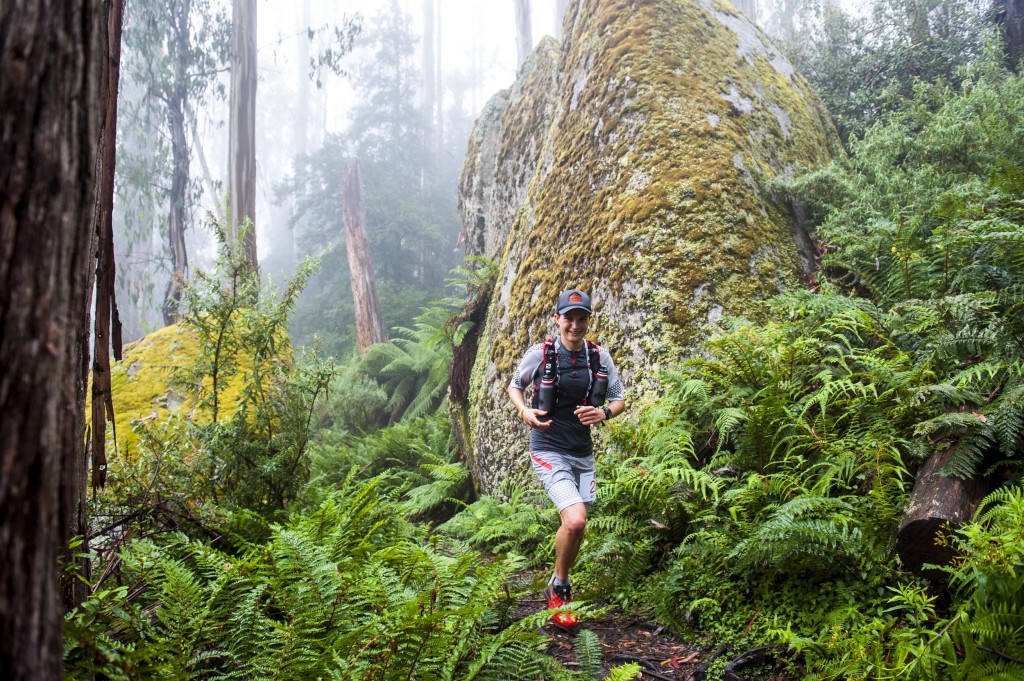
[555, 289, 592, 315]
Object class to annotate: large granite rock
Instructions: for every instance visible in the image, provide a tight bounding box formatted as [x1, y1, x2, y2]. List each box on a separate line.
[456, 0, 838, 496]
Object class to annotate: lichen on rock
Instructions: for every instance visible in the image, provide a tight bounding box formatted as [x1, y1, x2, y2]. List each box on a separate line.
[456, 0, 837, 497]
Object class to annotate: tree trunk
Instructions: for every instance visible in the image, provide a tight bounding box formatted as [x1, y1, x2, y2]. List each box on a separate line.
[514, 0, 533, 68]
[291, 0, 312, 266]
[896, 448, 987, 576]
[434, 0, 444, 162]
[341, 161, 387, 353]
[423, 0, 436, 168]
[162, 0, 191, 325]
[164, 85, 190, 325]
[0, 1, 106, 677]
[80, 0, 125, 610]
[229, 0, 258, 269]
[997, 0, 1024, 71]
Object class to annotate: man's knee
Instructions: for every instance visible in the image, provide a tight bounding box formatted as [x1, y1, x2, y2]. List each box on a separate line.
[560, 503, 587, 534]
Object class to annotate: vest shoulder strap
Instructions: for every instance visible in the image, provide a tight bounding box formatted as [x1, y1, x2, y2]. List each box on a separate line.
[585, 339, 602, 371]
[535, 338, 558, 385]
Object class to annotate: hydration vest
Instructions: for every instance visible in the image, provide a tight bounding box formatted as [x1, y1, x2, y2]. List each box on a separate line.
[532, 338, 608, 412]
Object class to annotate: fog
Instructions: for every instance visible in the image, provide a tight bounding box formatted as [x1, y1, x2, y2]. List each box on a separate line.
[115, 0, 565, 342]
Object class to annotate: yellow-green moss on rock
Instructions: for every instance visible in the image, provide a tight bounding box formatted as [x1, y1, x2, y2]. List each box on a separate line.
[100, 323, 274, 457]
[457, 0, 837, 496]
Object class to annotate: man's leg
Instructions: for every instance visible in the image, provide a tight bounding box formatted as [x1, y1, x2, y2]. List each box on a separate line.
[553, 502, 587, 581]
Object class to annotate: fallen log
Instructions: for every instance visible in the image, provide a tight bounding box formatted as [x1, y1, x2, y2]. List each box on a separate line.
[896, 447, 987, 576]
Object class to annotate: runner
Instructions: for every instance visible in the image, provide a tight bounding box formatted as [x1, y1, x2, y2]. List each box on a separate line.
[507, 289, 626, 626]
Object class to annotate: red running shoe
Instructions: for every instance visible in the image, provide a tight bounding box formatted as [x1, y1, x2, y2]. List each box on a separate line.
[544, 581, 578, 627]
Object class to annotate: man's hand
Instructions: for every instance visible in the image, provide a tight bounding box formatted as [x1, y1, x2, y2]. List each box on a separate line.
[574, 405, 606, 426]
[522, 408, 551, 430]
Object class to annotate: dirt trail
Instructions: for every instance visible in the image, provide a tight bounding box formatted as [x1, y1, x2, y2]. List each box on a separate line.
[510, 572, 795, 680]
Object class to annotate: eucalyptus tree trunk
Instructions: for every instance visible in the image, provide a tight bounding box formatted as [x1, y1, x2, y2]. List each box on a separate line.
[341, 161, 387, 353]
[998, 0, 1024, 71]
[0, 0, 106, 677]
[435, 0, 444, 161]
[514, 0, 533, 67]
[423, 0, 436, 166]
[162, 0, 191, 325]
[86, 0, 126, 611]
[229, 0, 258, 270]
[292, 0, 312, 265]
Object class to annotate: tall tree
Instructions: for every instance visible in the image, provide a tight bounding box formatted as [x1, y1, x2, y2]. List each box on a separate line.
[514, 0, 533, 67]
[342, 161, 387, 353]
[434, 0, 444, 162]
[996, 0, 1024, 70]
[1, 1, 106, 677]
[279, 2, 460, 356]
[117, 0, 229, 333]
[84, 0, 126, 609]
[422, 0, 436, 163]
[229, 0, 258, 270]
[163, 0, 194, 324]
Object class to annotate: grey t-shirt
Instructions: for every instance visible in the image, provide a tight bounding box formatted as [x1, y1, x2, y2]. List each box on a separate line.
[509, 338, 624, 457]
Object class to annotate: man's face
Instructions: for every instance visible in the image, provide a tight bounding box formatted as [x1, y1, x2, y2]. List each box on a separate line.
[556, 310, 591, 344]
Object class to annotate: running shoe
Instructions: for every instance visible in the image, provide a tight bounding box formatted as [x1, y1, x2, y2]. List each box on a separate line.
[543, 581, 578, 627]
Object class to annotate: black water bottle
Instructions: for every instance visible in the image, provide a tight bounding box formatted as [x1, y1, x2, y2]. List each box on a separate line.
[537, 375, 557, 414]
[587, 366, 608, 406]
[537, 345, 558, 414]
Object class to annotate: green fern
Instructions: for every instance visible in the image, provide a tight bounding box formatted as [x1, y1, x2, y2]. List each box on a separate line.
[573, 629, 604, 679]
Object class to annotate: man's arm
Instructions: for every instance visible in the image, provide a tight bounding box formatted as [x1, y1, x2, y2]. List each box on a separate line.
[573, 399, 624, 425]
[508, 385, 551, 430]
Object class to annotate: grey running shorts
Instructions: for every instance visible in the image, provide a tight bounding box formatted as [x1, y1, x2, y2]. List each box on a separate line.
[530, 450, 596, 512]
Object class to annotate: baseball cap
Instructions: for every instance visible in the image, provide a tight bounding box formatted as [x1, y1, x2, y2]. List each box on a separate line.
[556, 289, 592, 315]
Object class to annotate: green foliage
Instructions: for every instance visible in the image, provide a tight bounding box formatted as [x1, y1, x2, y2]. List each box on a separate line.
[944, 486, 1024, 680]
[573, 629, 604, 680]
[770, 0, 993, 141]
[67, 475, 575, 680]
[172, 226, 334, 515]
[358, 257, 499, 425]
[438, 492, 557, 569]
[93, 227, 333, 576]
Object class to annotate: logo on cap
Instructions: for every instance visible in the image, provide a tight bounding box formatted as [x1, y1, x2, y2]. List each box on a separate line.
[568, 292, 583, 304]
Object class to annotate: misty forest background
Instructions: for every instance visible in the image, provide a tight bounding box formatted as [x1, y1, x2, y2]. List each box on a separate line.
[8, 0, 1024, 678]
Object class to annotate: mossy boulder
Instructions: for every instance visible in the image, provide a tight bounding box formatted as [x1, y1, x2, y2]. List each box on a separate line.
[456, 0, 838, 496]
[101, 322, 275, 457]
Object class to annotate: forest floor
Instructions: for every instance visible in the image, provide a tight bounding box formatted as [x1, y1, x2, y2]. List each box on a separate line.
[509, 569, 798, 681]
